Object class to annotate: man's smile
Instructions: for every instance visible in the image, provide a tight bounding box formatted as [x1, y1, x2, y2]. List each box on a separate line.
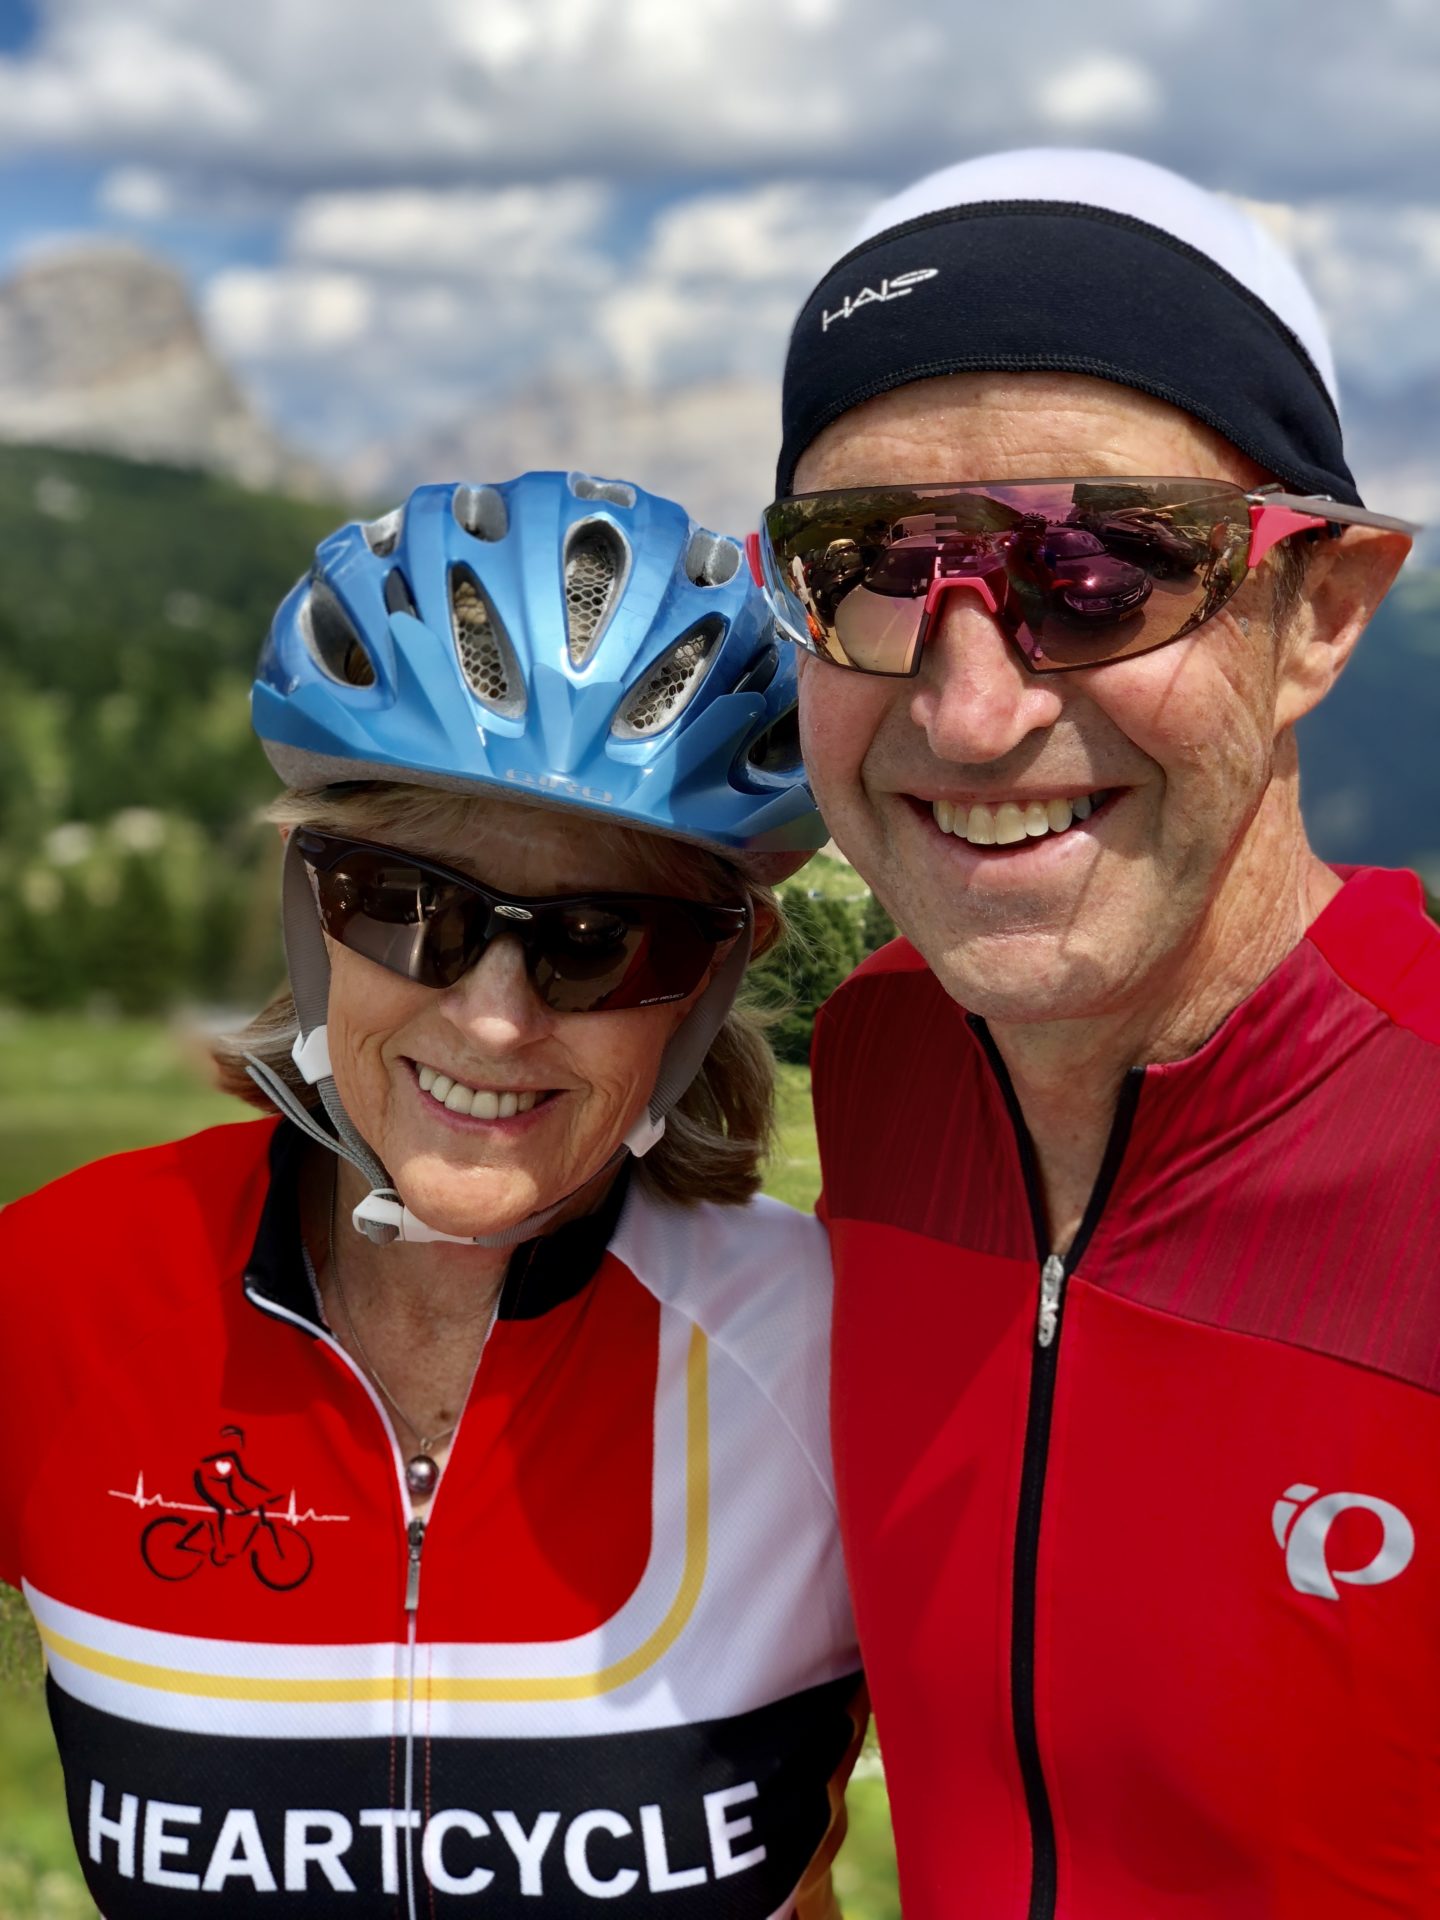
[923, 789, 1117, 848]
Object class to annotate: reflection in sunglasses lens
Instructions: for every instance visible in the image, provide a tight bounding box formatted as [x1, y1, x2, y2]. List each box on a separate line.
[768, 480, 1252, 675]
[305, 838, 738, 1012]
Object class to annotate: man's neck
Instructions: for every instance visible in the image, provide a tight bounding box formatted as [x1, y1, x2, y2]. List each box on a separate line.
[985, 809, 1340, 1254]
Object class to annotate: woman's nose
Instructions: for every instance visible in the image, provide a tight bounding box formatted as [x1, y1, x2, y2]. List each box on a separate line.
[435, 935, 550, 1044]
[908, 594, 1064, 764]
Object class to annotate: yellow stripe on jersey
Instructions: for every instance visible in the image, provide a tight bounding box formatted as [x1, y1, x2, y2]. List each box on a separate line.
[39, 1329, 708, 1706]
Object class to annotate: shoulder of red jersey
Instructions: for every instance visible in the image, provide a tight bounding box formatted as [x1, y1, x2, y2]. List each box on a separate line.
[837, 933, 932, 986]
[0, 1116, 279, 1329]
[0, 1117, 278, 1586]
[610, 1184, 835, 1502]
[813, 934, 935, 1046]
[812, 932, 963, 1070]
[1307, 866, 1440, 1044]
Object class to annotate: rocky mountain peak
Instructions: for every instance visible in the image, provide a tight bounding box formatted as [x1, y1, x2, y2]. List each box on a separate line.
[0, 241, 321, 494]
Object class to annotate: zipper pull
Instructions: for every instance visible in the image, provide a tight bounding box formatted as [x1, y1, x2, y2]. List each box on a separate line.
[1037, 1254, 1066, 1349]
[405, 1515, 426, 1612]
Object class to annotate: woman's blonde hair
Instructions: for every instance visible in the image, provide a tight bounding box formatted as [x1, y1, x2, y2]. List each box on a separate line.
[211, 783, 784, 1208]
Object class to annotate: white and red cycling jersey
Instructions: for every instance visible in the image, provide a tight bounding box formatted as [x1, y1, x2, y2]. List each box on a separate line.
[814, 866, 1440, 1918]
[0, 1120, 863, 1918]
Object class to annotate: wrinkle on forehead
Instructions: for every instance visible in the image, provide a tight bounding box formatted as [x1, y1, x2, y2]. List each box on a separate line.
[792, 371, 1274, 495]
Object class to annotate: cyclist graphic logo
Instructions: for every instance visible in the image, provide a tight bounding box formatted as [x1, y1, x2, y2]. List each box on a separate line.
[112, 1426, 349, 1592]
[1272, 1483, 1415, 1600]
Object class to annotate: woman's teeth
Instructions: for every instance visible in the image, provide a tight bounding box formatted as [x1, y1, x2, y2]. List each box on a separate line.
[416, 1064, 540, 1120]
[932, 792, 1102, 847]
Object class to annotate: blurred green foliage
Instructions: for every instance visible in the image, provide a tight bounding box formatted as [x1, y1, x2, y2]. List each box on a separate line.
[0, 444, 343, 1015]
[751, 855, 897, 1066]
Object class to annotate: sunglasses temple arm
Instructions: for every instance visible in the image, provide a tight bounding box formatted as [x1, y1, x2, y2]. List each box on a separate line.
[745, 530, 765, 588]
[1249, 495, 1420, 567]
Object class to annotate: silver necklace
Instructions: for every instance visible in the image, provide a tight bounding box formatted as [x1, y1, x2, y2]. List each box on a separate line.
[326, 1174, 492, 1500]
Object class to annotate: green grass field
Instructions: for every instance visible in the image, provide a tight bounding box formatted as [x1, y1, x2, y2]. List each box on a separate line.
[0, 1015, 896, 1918]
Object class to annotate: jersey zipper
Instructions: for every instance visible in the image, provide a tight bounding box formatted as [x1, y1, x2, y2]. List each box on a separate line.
[972, 1022, 1142, 1920]
[241, 1285, 494, 1920]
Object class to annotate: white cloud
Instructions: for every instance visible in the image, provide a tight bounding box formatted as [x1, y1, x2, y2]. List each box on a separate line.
[0, 0, 1431, 198]
[96, 165, 175, 221]
[4, 0, 1434, 496]
[639, 184, 866, 286]
[1034, 55, 1161, 132]
[1236, 198, 1440, 392]
[207, 267, 372, 356]
[1, 10, 257, 146]
[202, 175, 870, 454]
[592, 181, 871, 387]
[288, 184, 615, 287]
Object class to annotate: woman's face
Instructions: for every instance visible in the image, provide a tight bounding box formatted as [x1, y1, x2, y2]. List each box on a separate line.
[318, 800, 719, 1237]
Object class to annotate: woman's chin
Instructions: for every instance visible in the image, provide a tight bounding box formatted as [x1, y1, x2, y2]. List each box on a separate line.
[398, 1179, 549, 1242]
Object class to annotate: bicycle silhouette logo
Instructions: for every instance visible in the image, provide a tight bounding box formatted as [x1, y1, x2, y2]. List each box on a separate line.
[139, 1426, 315, 1591]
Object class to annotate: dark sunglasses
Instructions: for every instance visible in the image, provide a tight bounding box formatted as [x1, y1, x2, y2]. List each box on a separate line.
[749, 477, 1415, 676]
[297, 830, 748, 1012]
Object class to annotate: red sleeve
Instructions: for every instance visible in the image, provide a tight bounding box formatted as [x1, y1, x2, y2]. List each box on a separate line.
[0, 1120, 275, 1589]
[0, 1187, 73, 1588]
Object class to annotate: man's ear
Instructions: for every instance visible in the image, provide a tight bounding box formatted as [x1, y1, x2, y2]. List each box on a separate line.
[1275, 525, 1412, 731]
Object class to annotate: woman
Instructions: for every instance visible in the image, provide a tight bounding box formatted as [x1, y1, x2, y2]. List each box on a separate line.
[0, 472, 864, 1918]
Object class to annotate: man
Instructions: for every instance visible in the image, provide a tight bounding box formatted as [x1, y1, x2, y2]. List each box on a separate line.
[757, 149, 1438, 1917]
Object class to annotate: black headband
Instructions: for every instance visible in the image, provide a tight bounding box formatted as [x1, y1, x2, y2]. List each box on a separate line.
[776, 201, 1361, 506]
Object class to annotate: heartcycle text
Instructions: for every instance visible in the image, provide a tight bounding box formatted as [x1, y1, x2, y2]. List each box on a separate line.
[87, 1779, 768, 1899]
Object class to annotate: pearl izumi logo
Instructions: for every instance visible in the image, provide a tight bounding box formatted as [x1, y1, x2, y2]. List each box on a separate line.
[821, 268, 938, 331]
[1271, 1483, 1415, 1600]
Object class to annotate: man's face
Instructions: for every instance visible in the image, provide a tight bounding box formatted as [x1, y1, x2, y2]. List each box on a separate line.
[792, 372, 1311, 1025]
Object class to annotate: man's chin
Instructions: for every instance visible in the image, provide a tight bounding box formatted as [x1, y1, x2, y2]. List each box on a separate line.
[916, 927, 1144, 1028]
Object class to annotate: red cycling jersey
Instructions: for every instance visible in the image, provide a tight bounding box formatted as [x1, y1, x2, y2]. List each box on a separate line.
[813, 866, 1440, 1919]
[0, 1119, 863, 1918]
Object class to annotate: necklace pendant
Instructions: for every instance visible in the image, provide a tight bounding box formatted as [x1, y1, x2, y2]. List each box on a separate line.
[405, 1453, 440, 1498]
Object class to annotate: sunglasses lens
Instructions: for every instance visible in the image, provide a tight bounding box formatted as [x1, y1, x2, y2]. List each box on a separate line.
[765, 481, 1251, 673]
[532, 905, 648, 1012]
[303, 835, 740, 1012]
[311, 849, 476, 988]
[534, 902, 719, 1013]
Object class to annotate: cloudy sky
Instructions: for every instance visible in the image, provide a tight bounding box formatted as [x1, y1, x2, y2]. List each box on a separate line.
[1, 0, 1438, 514]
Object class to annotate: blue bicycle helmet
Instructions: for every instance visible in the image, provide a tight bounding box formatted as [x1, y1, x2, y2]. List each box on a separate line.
[246, 471, 825, 1250]
[252, 470, 823, 884]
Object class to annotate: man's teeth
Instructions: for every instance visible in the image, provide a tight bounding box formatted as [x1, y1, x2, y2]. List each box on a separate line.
[416, 1065, 540, 1120]
[932, 792, 1100, 846]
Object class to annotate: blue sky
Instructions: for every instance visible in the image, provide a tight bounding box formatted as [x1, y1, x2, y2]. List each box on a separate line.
[1, 0, 1438, 523]
[0, 0, 37, 53]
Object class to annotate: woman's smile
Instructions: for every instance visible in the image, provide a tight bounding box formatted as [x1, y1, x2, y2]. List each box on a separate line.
[406, 1056, 559, 1131]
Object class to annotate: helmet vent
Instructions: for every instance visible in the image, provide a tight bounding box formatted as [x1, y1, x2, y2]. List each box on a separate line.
[301, 579, 375, 688]
[612, 616, 723, 739]
[451, 570, 525, 717]
[452, 484, 508, 542]
[361, 507, 403, 557]
[747, 703, 803, 779]
[383, 568, 417, 617]
[684, 529, 741, 588]
[569, 474, 636, 510]
[564, 521, 629, 666]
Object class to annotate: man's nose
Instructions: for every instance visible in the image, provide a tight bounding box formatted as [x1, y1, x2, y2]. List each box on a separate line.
[908, 591, 1064, 763]
[436, 935, 551, 1045]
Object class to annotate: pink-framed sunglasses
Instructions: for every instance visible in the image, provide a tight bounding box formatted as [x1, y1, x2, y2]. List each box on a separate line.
[748, 478, 1417, 676]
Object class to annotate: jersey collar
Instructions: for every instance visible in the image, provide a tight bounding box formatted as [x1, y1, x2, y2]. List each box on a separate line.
[243, 1118, 630, 1331]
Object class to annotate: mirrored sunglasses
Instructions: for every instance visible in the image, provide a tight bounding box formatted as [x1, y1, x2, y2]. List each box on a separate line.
[750, 478, 1416, 677]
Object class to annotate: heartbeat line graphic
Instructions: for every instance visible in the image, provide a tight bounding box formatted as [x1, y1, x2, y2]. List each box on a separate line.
[108, 1471, 351, 1524]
